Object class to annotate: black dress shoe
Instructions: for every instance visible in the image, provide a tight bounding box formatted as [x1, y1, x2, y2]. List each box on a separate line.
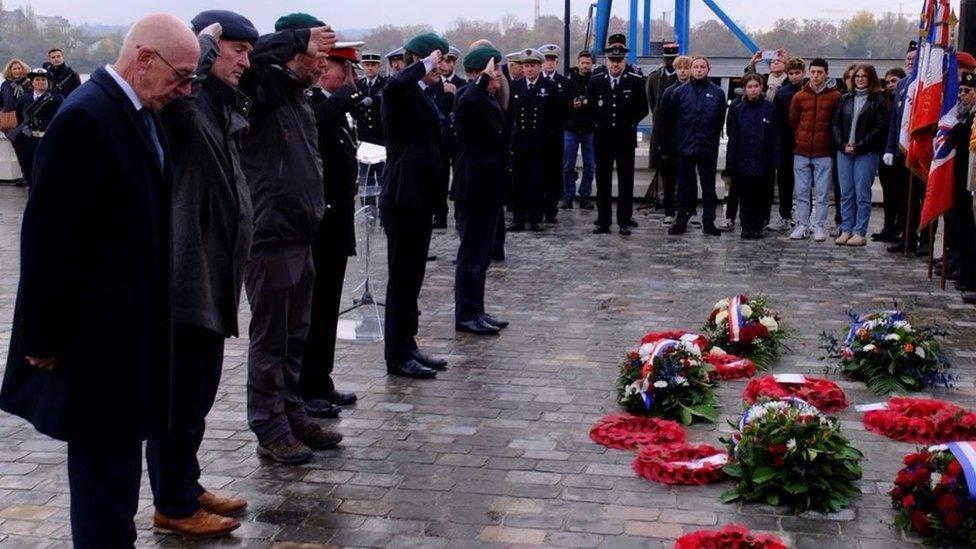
[530, 223, 544, 232]
[626, 218, 639, 228]
[618, 226, 632, 236]
[492, 254, 505, 262]
[963, 292, 976, 304]
[915, 246, 929, 258]
[888, 243, 915, 253]
[544, 216, 559, 224]
[325, 390, 358, 406]
[480, 313, 509, 328]
[387, 360, 437, 379]
[668, 224, 687, 235]
[304, 398, 341, 418]
[411, 349, 447, 370]
[593, 225, 610, 234]
[579, 199, 594, 210]
[702, 223, 722, 236]
[456, 319, 501, 335]
[507, 223, 525, 232]
[560, 200, 574, 209]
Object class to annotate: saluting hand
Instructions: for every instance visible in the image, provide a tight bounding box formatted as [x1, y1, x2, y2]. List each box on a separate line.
[485, 57, 496, 78]
[307, 26, 337, 57]
[199, 22, 222, 40]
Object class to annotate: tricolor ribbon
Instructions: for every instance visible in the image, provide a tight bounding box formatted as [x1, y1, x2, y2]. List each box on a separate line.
[728, 296, 744, 343]
[639, 339, 679, 411]
[947, 441, 976, 500]
[845, 310, 906, 345]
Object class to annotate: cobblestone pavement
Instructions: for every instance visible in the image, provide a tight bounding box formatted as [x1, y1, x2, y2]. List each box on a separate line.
[0, 185, 972, 548]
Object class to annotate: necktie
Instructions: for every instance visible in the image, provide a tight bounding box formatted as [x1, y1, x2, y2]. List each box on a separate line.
[528, 82, 534, 91]
[611, 78, 617, 90]
[139, 108, 164, 166]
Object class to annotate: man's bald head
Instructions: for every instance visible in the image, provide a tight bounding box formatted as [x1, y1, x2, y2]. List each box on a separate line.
[115, 13, 199, 110]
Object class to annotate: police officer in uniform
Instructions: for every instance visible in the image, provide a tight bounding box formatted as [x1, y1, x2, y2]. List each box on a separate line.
[386, 47, 406, 74]
[589, 44, 649, 235]
[508, 48, 563, 232]
[592, 34, 644, 78]
[13, 68, 63, 187]
[355, 51, 386, 146]
[538, 44, 570, 223]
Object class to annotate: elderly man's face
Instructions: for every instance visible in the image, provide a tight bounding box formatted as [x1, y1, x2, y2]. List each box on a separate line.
[137, 45, 199, 110]
[319, 58, 346, 92]
[212, 39, 252, 87]
[509, 62, 523, 79]
[522, 61, 541, 80]
[543, 56, 557, 73]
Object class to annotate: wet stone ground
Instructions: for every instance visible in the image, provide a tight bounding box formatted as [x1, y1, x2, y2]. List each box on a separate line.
[0, 185, 972, 548]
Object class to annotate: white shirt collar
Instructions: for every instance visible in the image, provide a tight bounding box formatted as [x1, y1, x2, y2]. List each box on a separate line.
[418, 80, 429, 91]
[105, 64, 144, 111]
[526, 77, 538, 87]
[33, 91, 43, 99]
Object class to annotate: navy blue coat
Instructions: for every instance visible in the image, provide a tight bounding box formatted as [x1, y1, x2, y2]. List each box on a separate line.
[0, 68, 173, 442]
[885, 75, 912, 157]
[725, 96, 779, 177]
[659, 78, 727, 158]
[451, 74, 510, 208]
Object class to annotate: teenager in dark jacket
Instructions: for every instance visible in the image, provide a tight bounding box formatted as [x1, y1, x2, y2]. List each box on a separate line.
[660, 56, 727, 236]
[831, 64, 888, 247]
[725, 73, 779, 239]
[767, 57, 806, 231]
[874, 67, 907, 242]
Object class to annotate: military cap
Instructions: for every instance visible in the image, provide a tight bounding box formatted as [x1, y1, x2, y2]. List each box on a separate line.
[605, 44, 629, 59]
[404, 32, 449, 57]
[958, 51, 976, 71]
[521, 48, 544, 64]
[27, 67, 51, 80]
[275, 12, 325, 31]
[662, 42, 679, 57]
[463, 47, 502, 71]
[906, 40, 919, 53]
[327, 47, 359, 64]
[445, 46, 462, 60]
[538, 44, 561, 58]
[607, 33, 627, 47]
[191, 10, 259, 42]
[963, 71, 976, 88]
[386, 47, 405, 60]
[361, 51, 381, 63]
[505, 51, 524, 64]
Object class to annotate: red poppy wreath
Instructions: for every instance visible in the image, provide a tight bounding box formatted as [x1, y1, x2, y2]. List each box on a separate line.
[703, 352, 757, 381]
[743, 375, 849, 413]
[675, 524, 788, 549]
[589, 414, 686, 450]
[632, 442, 728, 485]
[863, 397, 976, 443]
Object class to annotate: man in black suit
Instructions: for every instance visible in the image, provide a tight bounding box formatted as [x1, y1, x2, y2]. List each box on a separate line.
[0, 14, 199, 548]
[453, 48, 510, 336]
[431, 45, 464, 229]
[589, 44, 650, 236]
[380, 33, 450, 379]
[538, 43, 571, 223]
[300, 45, 363, 418]
[508, 48, 563, 232]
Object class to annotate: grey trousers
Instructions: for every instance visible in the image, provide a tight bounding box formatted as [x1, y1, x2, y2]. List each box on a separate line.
[244, 244, 315, 445]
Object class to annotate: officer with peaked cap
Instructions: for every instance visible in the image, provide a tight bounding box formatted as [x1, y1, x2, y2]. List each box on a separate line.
[589, 44, 649, 236]
[592, 33, 644, 78]
[508, 48, 563, 231]
[505, 51, 524, 81]
[535, 44, 570, 224]
[380, 32, 451, 379]
[355, 51, 386, 145]
[386, 47, 406, 74]
[11, 67, 62, 186]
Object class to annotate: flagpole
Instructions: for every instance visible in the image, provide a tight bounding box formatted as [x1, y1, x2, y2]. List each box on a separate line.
[905, 174, 915, 255]
[940, 216, 948, 290]
[927, 223, 935, 279]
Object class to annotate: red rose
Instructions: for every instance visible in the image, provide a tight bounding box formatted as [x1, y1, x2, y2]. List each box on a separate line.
[902, 494, 915, 509]
[890, 486, 904, 500]
[936, 494, 957, 514]
[947, 460, 963, 478]
[911, 510, 931, 534]
[945, 511, 963, 530]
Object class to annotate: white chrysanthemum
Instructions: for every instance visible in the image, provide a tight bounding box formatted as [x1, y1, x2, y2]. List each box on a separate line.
[893, 320, 913, 331]
[638, 342, 654, 358]
[915, 345, 926, 358]
[653, 380, 668, 389]
[884, 333, 901, 341]
[739, 304, 753, 319]
[679, 340, 702, 357]
[716, 310, 729, 325]
[625, 381, 640, 396]
[674, 376, 688, 386]
[759, 316, 779, 332]
[714, 298, 730, 311]
[863, 343, 877, 352]
[710, 346, 727, 356]
[786, 438, 797, 451]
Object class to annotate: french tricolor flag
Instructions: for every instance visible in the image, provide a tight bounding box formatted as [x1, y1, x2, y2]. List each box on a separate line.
[729, 296, 744, 343]
[948, 442, 976, 500]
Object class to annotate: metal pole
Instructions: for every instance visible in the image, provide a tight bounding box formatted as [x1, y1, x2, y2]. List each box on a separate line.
[594, 0, 612, 54]
[629, 0, 638, 63]
[941, 218, 948, 290]
[642, 0, 651, 55]
[904, 174, 914, 255]
[565, 0, 572, 74]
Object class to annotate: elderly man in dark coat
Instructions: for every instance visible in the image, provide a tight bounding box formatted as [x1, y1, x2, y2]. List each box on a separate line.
[452, 48, 510, 336]
[238, 13, 342, 465]
[0, 14, 198, 548]
[381, 32, 451, 379]
[149, 10, 258, 539]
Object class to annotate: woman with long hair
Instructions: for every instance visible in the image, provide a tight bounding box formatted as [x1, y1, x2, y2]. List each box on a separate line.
[1, 58, 31, 112]
[831, 63, 889, 246]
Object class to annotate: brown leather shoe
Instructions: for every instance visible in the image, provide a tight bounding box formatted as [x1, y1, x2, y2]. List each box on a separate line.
[153, 508, 240, 539]
[198, 491, 248, 517]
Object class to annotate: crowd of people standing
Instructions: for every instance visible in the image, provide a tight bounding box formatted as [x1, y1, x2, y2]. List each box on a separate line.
[1, 9, 976, 548]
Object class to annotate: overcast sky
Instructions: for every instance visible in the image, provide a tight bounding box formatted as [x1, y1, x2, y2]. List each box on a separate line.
[16, 0, 927, 33]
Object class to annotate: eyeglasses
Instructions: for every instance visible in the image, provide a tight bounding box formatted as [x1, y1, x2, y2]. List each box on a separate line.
[960, 87, 974, 95]
[150, 49, 197, 85]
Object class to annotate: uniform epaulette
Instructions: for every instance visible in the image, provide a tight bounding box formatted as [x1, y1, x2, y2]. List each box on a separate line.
[593, 73, 608, 79]
[624, 72, 641, 78]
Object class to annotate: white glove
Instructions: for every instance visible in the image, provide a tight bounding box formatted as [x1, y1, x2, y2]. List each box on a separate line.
[883, 153, 893, 166]
[422, 50, 442, 74]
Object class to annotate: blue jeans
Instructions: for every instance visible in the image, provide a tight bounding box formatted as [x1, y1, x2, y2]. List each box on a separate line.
[836, 152, 878, 236]
[563, 130, 594, 200]
[793, 155, 833, 229]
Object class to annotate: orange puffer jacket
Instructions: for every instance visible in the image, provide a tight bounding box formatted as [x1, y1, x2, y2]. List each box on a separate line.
[789, 80, 842, 158]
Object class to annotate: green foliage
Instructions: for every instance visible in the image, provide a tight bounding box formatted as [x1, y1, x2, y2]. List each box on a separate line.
[616, 343, 718, 425]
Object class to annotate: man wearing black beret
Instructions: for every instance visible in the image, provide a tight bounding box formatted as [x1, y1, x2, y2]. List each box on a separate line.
[381, 33, 450, 379]
[147, 11, 260, 539]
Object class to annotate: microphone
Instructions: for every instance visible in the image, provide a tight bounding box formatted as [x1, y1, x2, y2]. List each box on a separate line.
[352, 95, 373, 114]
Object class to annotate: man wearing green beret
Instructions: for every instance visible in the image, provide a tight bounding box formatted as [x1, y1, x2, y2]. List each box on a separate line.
[380, 32, 451, 379]
[452, 49, 510, 335]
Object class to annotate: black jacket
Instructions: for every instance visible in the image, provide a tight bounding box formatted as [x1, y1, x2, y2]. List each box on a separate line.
[1, 77, 30, 112]
[1, 68, 173, 442]
[587, 71, 649, 146]
[452, 74, 510, 207]
[831, 91, 890, 154]
[354, 75, 386, 145]
[508, 77, 563, 152]
[565, 67, 593, 131]
[773, 81, 803, 162]
[380, 61, 444, 211]
[14, 91, 64, 136]
[42, 62, 82, 97]
[726, 96, 779, 177]
[312, 85, 360, 256]
[239, 30, 324, 247]
[160, 34, 254, 338]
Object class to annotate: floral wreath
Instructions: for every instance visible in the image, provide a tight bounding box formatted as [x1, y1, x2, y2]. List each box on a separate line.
[640, 330, 709, 351]
[863, 397, 976, 443]
[703, 350, 757, 381]
[890, 445, 976, 543]
[703, 295, 787, 370]
[631, 442, 728, 485]
[588, 414, 686, 450]
[742, 375, 849, 413]
[675, 524, 788, 549]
